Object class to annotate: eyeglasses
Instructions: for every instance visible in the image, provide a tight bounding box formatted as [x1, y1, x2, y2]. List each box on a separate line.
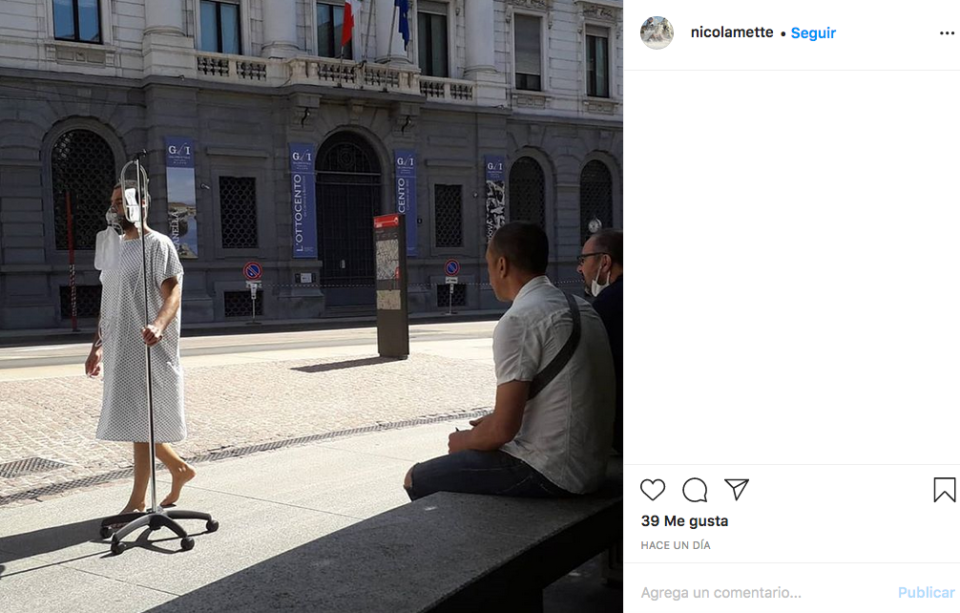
[577, 252, 609, 265]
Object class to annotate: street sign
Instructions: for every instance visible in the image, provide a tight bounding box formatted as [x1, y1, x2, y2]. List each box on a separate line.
[245, 280, 262, 324]
[374, 214, 400, 229]
[374, 214, 409, 359]
[444, 259, 460, 276]
[243, 261, 263, 280]
[445, 276, 458, 284]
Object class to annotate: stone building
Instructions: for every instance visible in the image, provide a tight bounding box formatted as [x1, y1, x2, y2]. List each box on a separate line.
[0, 0, 623, 328]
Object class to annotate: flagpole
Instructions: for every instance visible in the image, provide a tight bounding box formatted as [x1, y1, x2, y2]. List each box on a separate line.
[364, 0, 374, 61]
[340, 1, 351, 87]
[387, 3, 397, 62]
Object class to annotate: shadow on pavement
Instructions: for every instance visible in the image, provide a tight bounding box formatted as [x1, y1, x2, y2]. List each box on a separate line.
[116, 528, 210, 557]
[0, 519, 103, 577]
[291, 356, 397, 373]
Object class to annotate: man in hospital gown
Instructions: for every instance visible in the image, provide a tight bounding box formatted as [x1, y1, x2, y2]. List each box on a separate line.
[85, 182, 196, 514]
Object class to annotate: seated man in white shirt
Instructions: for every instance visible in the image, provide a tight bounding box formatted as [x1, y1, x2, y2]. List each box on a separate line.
[404, 222, 616, 500]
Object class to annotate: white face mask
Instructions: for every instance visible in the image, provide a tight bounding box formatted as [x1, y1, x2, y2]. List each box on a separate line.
[590, 267, 611, 297]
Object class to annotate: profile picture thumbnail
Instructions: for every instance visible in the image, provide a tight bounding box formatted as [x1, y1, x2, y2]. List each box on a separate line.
[641, 16, 674, 50]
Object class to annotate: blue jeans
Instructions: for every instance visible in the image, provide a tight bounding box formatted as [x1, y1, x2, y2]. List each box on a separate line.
[406, 450, 573, 501]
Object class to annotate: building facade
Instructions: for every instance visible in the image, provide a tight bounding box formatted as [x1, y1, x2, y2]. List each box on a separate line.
[0, 0, 623, 329]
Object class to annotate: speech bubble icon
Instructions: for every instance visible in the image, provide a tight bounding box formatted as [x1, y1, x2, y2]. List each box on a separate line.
[683, 478, 708, 503]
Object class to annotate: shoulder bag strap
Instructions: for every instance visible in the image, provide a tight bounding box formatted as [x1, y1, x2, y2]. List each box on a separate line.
[528, 293, 581, 400]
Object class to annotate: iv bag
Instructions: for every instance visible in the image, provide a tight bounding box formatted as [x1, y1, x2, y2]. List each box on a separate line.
[94, 228, 121, 271]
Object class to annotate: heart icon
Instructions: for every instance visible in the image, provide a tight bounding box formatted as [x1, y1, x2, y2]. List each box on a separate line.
[641, 479, 665, 501]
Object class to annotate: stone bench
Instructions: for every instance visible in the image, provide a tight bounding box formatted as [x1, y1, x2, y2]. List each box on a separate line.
[148, 462, 622, 613]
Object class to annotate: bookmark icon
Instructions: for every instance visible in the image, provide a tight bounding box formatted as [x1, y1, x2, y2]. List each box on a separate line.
[934, 478, 956, 503]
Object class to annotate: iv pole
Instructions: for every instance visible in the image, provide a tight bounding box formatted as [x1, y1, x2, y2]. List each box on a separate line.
[99, 151, 218, 555]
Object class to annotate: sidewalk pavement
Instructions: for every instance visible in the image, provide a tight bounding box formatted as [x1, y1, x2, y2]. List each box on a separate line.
[0, 422, 621, 613]
[0, 324, 498, 504]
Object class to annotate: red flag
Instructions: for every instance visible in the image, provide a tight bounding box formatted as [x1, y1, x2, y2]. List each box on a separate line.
[342, 0, 357, 49]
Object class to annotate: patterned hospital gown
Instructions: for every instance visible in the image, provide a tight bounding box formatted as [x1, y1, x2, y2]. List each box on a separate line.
[96, 232, 186, 443]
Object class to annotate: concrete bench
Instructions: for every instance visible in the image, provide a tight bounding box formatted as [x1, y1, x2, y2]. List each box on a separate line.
[148, 461, 622, 613]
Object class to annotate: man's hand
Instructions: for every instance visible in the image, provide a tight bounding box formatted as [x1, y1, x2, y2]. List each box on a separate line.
[448, 430, 471, 454]
[460, 381, 529, 452]
[142, 324, 164, 346]
[85, 346, 103, 377]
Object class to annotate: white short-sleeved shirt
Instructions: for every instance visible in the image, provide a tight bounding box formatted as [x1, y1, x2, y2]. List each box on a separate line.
[497, 276, 616, 494]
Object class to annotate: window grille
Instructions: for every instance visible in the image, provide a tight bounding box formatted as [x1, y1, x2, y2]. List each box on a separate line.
[219, 177, 258, 249]
[52, 129, 116, 251]
[224, 290, 262, 317]
[59, 285, 102, 319]
[579, 161, 614, 243]
[509, 157, 545, 228]
[437, 284, 466, 308]
[434, 184, 463, 248]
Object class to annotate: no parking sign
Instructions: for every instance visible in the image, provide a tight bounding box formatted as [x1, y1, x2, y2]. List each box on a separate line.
[243, 262, 262, 281]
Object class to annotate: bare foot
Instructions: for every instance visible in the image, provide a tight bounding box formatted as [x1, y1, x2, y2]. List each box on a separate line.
[161, 464, 196, 507]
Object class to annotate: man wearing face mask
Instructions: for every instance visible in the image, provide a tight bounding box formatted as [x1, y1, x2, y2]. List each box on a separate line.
[86, 181, 195, 517]
[578, 229, 623, 453]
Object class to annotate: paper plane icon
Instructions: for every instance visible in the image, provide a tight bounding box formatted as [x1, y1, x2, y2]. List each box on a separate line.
[724, 479, 749, 501]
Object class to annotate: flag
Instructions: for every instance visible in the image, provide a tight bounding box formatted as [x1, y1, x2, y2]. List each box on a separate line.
[394, 0, 410, 48]
[341, 0, 357, 49]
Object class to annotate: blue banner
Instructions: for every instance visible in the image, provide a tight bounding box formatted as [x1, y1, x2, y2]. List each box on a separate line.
[395, 0, 410, 48]
[394, 149, 417, 257]
[484, 155, 506, 243]
[289, 143, 318, 259]
[164, 137, 199, 259]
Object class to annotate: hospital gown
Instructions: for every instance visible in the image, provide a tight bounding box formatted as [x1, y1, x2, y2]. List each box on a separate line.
[96, 232, 186, 443]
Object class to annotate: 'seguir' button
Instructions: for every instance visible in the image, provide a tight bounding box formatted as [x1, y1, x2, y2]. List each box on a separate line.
[899, 587, 956, 599]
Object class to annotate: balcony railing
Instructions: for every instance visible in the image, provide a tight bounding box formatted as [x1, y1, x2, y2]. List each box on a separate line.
[191, 54, 480, 105]
[197, 54, 269, 82]
[294, 57, 419, 96]
[419, 77, 475, 104]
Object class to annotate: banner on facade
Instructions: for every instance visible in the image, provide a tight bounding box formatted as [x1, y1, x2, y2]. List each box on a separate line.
[289, 143, 318, 259]
[394, 149, 417, 257]
[484, 155, 506, 243]
[164, 137, 199, 259]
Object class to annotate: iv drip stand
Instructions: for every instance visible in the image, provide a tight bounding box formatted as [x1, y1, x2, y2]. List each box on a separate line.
[99, 151, 218, 555]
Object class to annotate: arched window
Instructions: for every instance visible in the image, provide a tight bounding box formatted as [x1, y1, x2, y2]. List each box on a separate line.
[508, 157, 545, 228]
[579, 160, 613, 243]
[51, 130, 116, 250]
